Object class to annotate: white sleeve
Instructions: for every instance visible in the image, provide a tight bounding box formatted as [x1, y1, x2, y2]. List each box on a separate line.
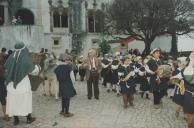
[101, 63, 109, 68]
[70, 70, 76, 85]
[130, 71, 135, 76]
[30, 65, 41, 76]
[118, 72, 124, 76]
[134, 67, 139, 73]
[138, 70, 145, 76]
[145, 65, 155, 75]
[111, 65, 118, 70]
[171, 73, 183, 79]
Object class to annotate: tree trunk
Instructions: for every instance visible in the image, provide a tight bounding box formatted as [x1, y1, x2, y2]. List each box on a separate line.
[170, 33, 178, 57]
[142, 41, 152, 56]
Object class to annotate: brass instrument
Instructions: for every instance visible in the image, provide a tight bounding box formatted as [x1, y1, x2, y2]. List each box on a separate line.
[179, 80, 185, 95]
[170, 78, 185, 95]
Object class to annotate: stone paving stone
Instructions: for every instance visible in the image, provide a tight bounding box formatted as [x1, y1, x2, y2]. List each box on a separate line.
[0, 80, 188, 128]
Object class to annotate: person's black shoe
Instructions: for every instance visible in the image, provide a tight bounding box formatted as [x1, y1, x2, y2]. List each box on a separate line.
[14, 116, 19, 125]
[107, 89, 110, 93]
[146, 94, 150, 100]
[95, 97, 99, 100]
[26, 114, 36, 124]
[27, 117, 36, 124]
[88, 97, 92, 100]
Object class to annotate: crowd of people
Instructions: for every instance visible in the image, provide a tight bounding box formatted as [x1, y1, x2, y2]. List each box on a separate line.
[75, 48, 194, 128]
[0, 44, 194, 128]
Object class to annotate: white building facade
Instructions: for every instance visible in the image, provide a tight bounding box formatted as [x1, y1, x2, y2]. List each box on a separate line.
[0, 0, 194, 56]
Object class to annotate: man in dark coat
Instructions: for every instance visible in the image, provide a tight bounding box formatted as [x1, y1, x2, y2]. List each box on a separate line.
[54, 53, 76, 117]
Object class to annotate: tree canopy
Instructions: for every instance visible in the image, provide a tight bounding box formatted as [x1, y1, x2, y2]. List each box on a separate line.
[105, 0, 194, 55]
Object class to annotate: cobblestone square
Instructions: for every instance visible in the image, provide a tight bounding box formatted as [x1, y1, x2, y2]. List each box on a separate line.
[0, 81, 187, 128]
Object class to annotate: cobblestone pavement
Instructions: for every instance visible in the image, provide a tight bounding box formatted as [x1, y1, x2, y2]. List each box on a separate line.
[0, 80, 188, 128]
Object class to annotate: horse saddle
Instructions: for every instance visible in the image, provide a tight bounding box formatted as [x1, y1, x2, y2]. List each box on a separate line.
[29, 75, 44, 91]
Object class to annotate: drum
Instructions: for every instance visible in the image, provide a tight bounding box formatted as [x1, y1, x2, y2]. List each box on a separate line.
[157, 65, 172, 78]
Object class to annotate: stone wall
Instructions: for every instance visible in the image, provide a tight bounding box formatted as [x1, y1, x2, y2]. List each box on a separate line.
[0, 25, 44, 52]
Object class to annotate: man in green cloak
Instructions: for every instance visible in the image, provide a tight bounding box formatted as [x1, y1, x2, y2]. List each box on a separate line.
[4, 42, 41, 125]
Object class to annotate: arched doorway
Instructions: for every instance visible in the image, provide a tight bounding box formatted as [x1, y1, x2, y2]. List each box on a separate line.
[15, 9, 34, 25]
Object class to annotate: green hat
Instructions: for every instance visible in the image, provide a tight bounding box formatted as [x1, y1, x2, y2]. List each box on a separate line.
[4, 43, 34, 89]
[14, 42, 25, 50]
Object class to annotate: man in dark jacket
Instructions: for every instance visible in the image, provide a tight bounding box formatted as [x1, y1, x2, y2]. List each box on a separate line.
[55, 53, 76, 117]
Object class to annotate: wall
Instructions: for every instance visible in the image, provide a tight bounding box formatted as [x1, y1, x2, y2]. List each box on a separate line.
[44, 32, 72, 56]
[0, 25, 44, 52]
[178, 32, 194, 52]
[22, 0, 42, 25]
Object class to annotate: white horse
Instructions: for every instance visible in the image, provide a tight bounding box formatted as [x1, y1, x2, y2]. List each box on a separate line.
[40, 52, 59, 99]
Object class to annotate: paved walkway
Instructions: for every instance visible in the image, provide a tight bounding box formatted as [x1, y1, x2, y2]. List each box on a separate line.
[0, 80, 187, 128]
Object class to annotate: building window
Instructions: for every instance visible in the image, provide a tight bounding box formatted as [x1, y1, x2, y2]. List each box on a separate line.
[53, 10, 68, 28]
[15, 8, 35, 25]
[88, 10, 104, 33]
[0, 5, 4, 25]
[54, 40, 59, 45]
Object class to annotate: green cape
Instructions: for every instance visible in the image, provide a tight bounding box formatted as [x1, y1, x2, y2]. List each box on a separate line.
[4, 42, 34, 88]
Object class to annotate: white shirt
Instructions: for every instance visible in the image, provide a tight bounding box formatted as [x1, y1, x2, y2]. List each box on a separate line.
[90, 58, 96, 70]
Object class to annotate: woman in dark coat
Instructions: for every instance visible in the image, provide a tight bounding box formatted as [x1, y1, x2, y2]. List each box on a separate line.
[55, 54, 76, 117]
[172, 52, 194, 128]
[0, 54, 9, 120]
[118, 56, 136, 108]
[172, 57, 187, 117]
[147, 48, 169, 109]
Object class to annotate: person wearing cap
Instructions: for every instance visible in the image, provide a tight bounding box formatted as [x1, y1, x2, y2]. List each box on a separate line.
[5, 42, 41, 125]
[171, 52, 194, 128]
[118, 56, 136, 108]
[54, 53, 76, 117]
[167, 56, 175, 98]
[83, 49, 102, 100]
[147, 48, 168, 109]
[172, 56, 187, 117]
[135, 56, 150, 99]
[111, 52, 121, 95]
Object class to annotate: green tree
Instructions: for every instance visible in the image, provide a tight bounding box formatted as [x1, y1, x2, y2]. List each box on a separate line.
[99, 39, 111, 55]
[105, 0, 194, 55]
